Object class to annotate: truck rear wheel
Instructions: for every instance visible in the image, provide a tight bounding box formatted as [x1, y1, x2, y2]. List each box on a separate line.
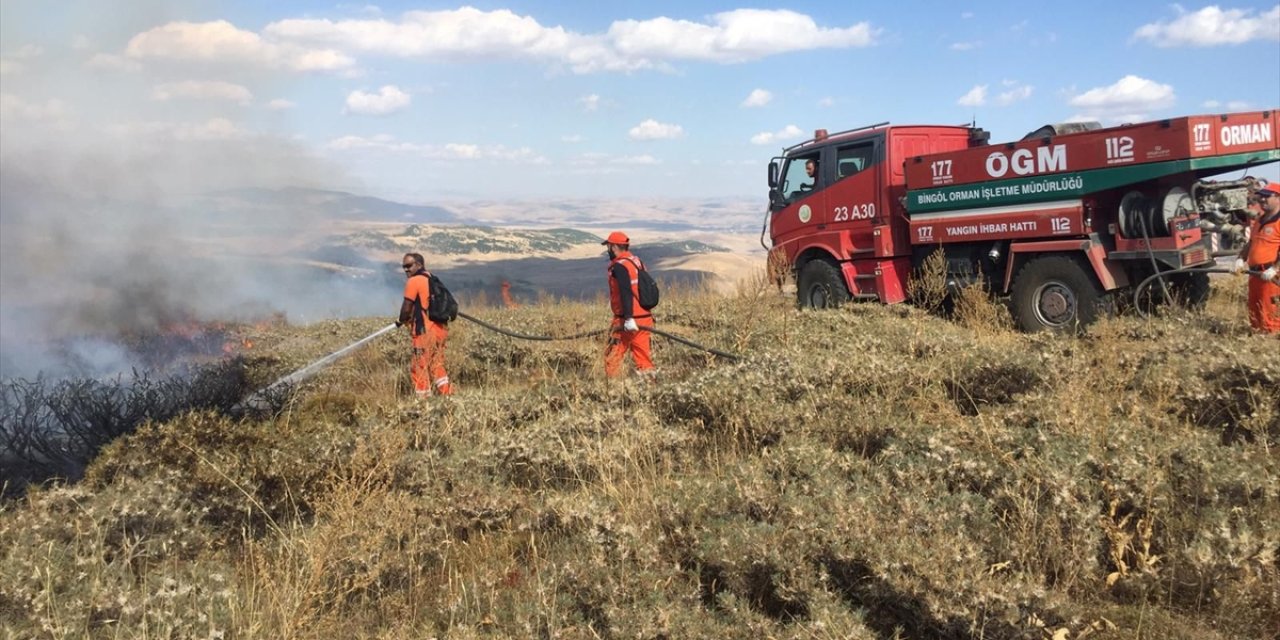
[797, 259, 850, 309]
[1170, 271, 1211, 309]
[1009, 255, 1108, 332]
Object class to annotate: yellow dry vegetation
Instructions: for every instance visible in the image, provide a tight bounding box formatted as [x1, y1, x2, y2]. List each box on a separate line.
[2, 269, 1277, 639]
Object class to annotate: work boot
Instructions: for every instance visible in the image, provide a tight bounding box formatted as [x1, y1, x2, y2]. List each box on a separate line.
[435, 377, 453, 396]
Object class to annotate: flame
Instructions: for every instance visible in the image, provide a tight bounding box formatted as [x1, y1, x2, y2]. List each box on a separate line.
[501, 280, 520, 309]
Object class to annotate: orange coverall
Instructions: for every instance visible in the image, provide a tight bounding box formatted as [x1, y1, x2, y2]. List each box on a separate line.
[1245, 214, 1280, 334]
[605, 252, 655, 377]
[402, 273, 453, 395]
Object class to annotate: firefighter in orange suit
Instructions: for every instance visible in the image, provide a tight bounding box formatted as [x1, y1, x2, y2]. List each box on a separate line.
[397, 252, 453, 396]
[1233, 186, 1280, 334]
[602, 231, 655, 376]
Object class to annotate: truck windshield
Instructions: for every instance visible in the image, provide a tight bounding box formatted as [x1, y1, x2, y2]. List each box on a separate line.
[782, 155, 819, 202]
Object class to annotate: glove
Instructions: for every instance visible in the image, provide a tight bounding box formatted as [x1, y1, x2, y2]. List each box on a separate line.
[623, 318, 639, 332]
[1262, 266, 1278, 282]
[1233, 258, 1248, 274]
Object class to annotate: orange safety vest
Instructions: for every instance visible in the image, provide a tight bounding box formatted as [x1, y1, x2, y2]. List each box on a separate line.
[1246, 214, 1280, 270]
[403, 271, 434, 336]
[607, 252, 651, 319]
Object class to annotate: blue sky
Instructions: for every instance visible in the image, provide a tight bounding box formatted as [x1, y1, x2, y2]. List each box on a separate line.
[1, 1, 1278, 202]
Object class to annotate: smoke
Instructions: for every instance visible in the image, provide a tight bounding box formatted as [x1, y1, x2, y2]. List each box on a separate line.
[0, 3, 386, 380]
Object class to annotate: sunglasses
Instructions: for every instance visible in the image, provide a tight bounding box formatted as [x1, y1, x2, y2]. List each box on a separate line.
[402, 263, 416, 270]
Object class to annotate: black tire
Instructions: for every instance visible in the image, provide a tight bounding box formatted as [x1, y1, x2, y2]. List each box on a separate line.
[1170, 271, 1211, 309]
[796, 259, 851, 309]
[1133, 270, 1212, 313]
[1009, 255, 1109, 332]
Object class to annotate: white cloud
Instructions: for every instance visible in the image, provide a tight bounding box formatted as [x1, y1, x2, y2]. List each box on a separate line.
[1202, 99, 1252, 111]
[1068, 75, 1176, 122]
[750, 124, 804, 145]
[609, 9, 876, 63]
[10, 44, 43, 59]
[566, 152, 660, 172]
[561, 134, 584, 143]
[258, 8, 875, 73]
[325, 133, 544, 162]
[0, 94, 72, 125]
[344, 85, 410, 115]
[267, 8, 573, 58]
[950, 41, 982, 51]
[957, 85, 987, 107]
[1134, 5, 1280, 47]
[610, 154, 660, 165]
[995, 84, 1033, 106]
[741, 88, 773, 108]
[0, 44, 43, 75]
[628, 118, 684, 140]
[152, 80, 253, 105]
[267, 98, 296, 110]
[108, 117, 244, 142]
[125, 20, 355, 72]
[817, 97, 835, 108]
[85, 53, 142, 72]
[580, 93, 601, 111]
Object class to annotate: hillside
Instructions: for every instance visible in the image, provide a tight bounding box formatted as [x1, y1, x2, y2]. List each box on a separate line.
[2, 277, 1277, 639]
[204, 187, 458, 223]
[310, 222, 750, 304]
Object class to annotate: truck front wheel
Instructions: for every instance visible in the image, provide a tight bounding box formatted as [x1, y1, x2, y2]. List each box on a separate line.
[796, 259, 851, 309]
[1009, 256, 1109, 332]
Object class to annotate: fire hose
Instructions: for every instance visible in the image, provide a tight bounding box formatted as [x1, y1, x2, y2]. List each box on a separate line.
[457, 311, 740, 361]
[240, 310, 741, 408]
[238, 323, 400, 411]
[1132, 266, 1263, 317]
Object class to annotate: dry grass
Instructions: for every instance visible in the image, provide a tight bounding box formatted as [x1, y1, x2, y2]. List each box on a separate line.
[2, 271, 1277, 639]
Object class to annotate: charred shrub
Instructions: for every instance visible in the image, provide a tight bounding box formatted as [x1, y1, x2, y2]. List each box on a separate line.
[944, 362, 1043, 416]
[0, 358, 284, 495]
[1181, 363, 1279, 445]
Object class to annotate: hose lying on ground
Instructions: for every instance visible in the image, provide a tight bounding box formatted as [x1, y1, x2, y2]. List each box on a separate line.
[1132, 266, 1261, 317]
[458, 311, 740, 361]
[457, 311, 608, 341]
[237, 309, 743, 409]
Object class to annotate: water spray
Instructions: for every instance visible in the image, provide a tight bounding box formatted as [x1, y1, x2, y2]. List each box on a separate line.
[239, 323, 397, 411]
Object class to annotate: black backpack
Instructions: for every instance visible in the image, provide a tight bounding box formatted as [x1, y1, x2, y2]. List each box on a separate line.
[625, 256, 660, 311]
[413, 272, 459, 328]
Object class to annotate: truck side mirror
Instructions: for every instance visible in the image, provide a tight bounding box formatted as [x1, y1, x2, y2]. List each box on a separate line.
[768, 161, 778, 188]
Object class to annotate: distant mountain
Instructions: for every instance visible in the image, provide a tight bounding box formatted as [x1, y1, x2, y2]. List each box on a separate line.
[417, 226, 601, 255]
[330, 225, 730, 259]
[205, 187, 456, 223]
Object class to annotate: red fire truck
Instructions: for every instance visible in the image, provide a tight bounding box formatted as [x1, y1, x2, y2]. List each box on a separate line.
[766, 109, 1279, 331]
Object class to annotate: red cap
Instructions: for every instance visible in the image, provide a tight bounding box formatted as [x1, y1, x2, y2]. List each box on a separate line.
[601, 231, 630, 245]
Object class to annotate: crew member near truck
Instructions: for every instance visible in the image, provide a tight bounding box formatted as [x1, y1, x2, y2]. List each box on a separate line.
[803, 159, 818, 190]
[1235, 186, 1280, 334]
[397, 252, 454, 396]
[602, 231, 655, 376]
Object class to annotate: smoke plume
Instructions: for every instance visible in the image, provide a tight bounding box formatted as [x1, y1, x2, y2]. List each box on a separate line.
[0, 3, 386, 379]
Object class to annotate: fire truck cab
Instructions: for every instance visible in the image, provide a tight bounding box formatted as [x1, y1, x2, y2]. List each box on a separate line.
[767, 111, 1279, 331]
[768, 123, 978, 307]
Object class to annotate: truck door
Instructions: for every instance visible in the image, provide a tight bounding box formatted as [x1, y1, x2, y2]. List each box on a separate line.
[770, 151, 828, 249]
[826, 137, 883, 248]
